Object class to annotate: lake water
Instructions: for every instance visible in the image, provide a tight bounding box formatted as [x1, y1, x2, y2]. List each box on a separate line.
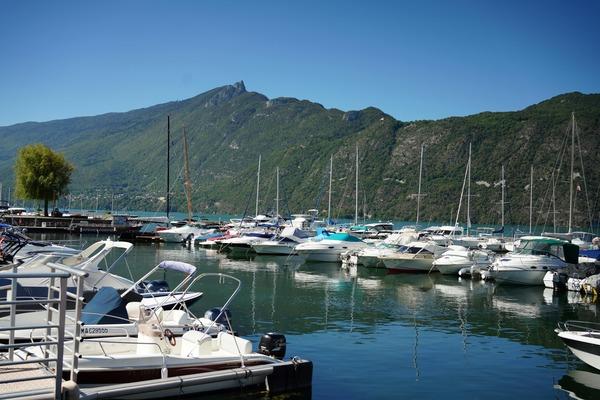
[31, 233, 600, 399]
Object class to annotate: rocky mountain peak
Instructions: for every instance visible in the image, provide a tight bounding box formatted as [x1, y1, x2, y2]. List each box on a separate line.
[204, 80, 247, 108]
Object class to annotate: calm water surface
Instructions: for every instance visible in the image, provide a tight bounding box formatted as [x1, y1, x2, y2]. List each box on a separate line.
[33, 233, 600, 399]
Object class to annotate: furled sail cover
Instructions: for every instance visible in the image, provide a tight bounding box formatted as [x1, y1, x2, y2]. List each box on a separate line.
[158, 260, 197, 275]
[81, 286, 128, 325]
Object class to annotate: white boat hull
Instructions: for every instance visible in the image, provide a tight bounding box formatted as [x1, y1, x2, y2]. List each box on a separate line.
[252, 243, 296, 255]
[487, 268, 549, 285]
[296, 250, 343, 263]
[357, 254, 381, 268]
[382, 255, 434, 272]
[435, 262, 473, 275]
[295, 241, 367, 263]
[558, 331, 600, 370]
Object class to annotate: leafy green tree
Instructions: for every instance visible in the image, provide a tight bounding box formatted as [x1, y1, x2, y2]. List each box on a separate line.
[14, 144, 74, 216]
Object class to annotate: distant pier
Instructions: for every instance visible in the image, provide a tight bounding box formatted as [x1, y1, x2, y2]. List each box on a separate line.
[1, 214, 140, 235]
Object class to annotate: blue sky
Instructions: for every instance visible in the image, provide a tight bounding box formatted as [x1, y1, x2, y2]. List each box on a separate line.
[1, 0, 599, 126]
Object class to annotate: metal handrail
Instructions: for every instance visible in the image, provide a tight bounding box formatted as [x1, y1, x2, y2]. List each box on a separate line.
[0, 267, 85, 399]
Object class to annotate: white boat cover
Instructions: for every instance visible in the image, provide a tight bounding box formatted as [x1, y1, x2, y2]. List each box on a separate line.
[158, 260, 197, 275]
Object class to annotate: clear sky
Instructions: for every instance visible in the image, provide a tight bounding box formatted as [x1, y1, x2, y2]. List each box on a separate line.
[1, 0, 599, 126]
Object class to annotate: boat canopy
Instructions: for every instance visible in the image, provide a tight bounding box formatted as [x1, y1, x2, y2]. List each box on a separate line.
[327, 233, 363, 242]
[158, 260, 197, 275]
[280, 226, 310, 239]
[520, 236, 568, 245]
[518, 236, 579, 263]
[81, 287, 129, 325]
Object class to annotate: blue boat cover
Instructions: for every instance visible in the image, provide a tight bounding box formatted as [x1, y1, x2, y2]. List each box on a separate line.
[327, 233, 363, 242]
[580, 249, 600, 260]
[81, 287, 128, 325]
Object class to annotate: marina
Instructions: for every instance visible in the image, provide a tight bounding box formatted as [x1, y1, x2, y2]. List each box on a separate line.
[1, 226, 599, 399]
[1, 2, 600, 398]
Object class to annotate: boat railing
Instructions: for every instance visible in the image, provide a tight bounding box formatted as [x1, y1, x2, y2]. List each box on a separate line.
[176, 273, 247, 366]
[0, 263, 87, 399]
[81, 336, 169, 377]
[559, 320, 600, 334]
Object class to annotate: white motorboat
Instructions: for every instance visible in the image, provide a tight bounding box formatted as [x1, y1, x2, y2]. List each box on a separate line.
[0, 228, 79, 264]
[433, 246, 493, 275]
[448, 235, 483, 249]
[295, 232, 368, 263]
[356, 227, 422, 267]
[0, 241, 203, 312]
[419, 225, 460, 246]
[0, 262, 229, 343]
[380, 241, 448, 272]
[157, 224, 214, 243]
[252, 227, 311, 255]
[486, 236, 579, 285]
[349, 222, 394, 240]
[556, 320, 600, 371]
[356, 243, 400, 268]
[0, 239, 135, 308]
[219, 230, 275, 255]
[15, 273, 309, 396]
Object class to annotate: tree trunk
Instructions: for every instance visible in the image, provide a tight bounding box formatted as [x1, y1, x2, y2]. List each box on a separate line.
[44, 198, 49, 217]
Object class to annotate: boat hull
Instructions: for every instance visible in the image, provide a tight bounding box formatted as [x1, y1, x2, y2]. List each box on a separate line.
[558, 331, 600, 370]
[357, 254, 381, 268]
[74, 359, 312, 399]
[487, 268, 549, 285]
[296, 250, 343, 263]
[382, 255, 434, 272]
[252, 244, 296, 256]
[295, 242, 367, 263]
[435, 262, 472, 275]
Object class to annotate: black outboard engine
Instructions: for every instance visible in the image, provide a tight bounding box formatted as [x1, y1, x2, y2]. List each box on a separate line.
[204, 307, 232, 330]
[146, 280, 170, 293]
[258, 332, 286, 359]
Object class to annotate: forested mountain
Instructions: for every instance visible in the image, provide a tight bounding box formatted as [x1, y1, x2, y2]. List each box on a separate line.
[1, 81, 598, 230]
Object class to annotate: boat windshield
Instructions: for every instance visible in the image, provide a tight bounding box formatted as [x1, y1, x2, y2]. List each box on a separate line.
[401, 245, 433, 255]
[516, 240, 564, 259]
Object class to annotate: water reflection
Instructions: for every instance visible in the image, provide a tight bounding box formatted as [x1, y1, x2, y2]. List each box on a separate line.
[556, 369, 600, 399]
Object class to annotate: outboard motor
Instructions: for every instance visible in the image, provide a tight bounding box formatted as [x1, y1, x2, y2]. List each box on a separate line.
[145, 280, 170, 293]
[204, 307, 232, 330]
[258, 332, 286, 359]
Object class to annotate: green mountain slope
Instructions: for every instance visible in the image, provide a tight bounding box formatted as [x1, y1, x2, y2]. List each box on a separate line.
[1, 82, 598, 230]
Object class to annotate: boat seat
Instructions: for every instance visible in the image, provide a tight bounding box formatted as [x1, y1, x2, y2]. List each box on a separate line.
[217, 332, 252, 355]
[126, 302, 142, 321]
[162, 309, 191, 325]
[127, 303, 163, 323]
[180, 330, 212, 356]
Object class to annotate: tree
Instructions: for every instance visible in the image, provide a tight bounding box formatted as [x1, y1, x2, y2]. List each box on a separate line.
[14, 144, 74, 216]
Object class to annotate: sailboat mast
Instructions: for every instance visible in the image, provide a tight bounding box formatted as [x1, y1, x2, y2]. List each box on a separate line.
[529, 165, 533, 234]
[552, 173, 557, 233]
[166, 115, 171, 219]
[328, 155, 333, 223]
[256, 154, 261, 217]
[466, 143, 472, 236]
[355, 146, 358, 226]
[416, 144, 424, 227]
[501, 164, 505, 229]
[454, 147, 470, 230]
[568, 112, 575, 233]
[276, 166, 279, 220]
[183, 127, 193, 223]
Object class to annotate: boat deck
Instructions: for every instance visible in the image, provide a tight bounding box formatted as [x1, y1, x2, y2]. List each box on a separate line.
[0, 361, 57, 398]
